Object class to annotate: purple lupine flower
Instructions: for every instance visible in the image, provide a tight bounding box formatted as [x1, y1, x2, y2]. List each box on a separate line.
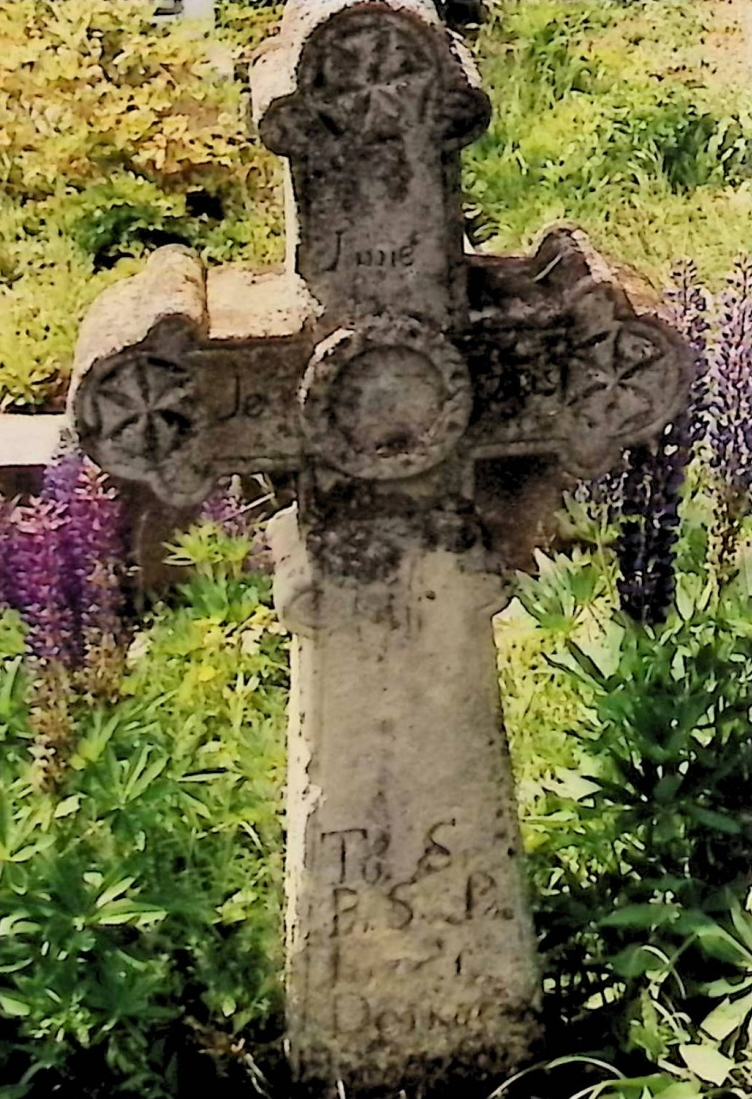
[41, 450, 87, 659]
[611, 261, 712, 625]
[581, 262, 716, 625]
[667, 259, 712, 450]
[200, 478, 254, 539]
[200, 477, 273, 573]
[706, 259, 752, 495]
[67, 458, 126, 659]
[616, 415, 692, 626]
[0, 493, 13, 611]
[580, 260, 710, 533]
[5, 498, 78, 666]
[575, 459, 628, 526]
[42, 450, 85, 505]
[39, 450, 126, 678]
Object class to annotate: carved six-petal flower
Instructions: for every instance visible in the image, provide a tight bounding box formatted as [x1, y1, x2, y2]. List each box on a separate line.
[95, 355, 196, 467]
[566, 324, 668, 437]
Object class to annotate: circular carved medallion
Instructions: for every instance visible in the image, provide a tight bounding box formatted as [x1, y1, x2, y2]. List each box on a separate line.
[563, 317, 688, 474]
[76, 349, 212, 505]
[300, 318, 472, 480]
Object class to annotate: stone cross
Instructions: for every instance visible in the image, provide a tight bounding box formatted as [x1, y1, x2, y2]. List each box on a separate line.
[70, 1, 694, 1096]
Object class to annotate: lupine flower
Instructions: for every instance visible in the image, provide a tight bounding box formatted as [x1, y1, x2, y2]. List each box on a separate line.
[68, 458, 125, 651]
[42, 446, 85, 505]
[0, 493, 13, 611]
[613, 262, 708, 622]
[27, 664, 75, 790]
[40, 450, 88, 661]
[573, 460, 627, 526]
[666, 258, 712, 450]
[579, 260, 708, 625]
[4, 497, 78, 666]
[200, 477, 273, 574]
[43, 450, 126, 695]
[200, 477, 254, 540]
[1, 450, 128, 778]
[616, 414, 692, 626]
[0, 447, 127, 690]
[611, 258, 717, 624]
[0, 488, 77, 787]
[705, 259, 752, 496]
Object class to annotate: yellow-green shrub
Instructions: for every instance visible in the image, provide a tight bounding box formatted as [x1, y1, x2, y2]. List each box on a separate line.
[0, 0, 284, 409]
[0, 0, 264, 196]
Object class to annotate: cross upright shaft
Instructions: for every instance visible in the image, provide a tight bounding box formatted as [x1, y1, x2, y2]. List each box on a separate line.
[71, 2, 694, 1095]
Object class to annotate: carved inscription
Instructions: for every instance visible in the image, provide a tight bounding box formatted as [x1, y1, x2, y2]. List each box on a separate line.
[322, 230, 418, 273]
[332, 993, 513, 1040]
[215, 375, 269, 423]
[356, 244, 416, 269]
[323, 819, 509, 947]
[321, 827, 389, 885]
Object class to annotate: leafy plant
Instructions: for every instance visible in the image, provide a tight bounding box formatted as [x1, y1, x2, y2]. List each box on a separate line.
[0, 561, 287, 1097]
[0, 0, 283, 408]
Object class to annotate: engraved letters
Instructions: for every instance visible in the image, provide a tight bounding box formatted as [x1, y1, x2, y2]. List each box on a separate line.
[416, 819, 456, 877]
[356, 244, 416, 270]
[325, 818, 505, 952]
[321, 828, 389, 885]
[466, 871, 501, 920]
[321, 231, 418, 274]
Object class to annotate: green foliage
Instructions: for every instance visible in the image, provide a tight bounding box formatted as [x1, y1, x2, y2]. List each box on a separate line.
[3, 0, 751, 406]
[467, 0, 752, 290]
[215, 0, 283, 37]
[0, 570, 286, 1097]
[0, 0, 283, 409]
[497, 479, 752, 1096]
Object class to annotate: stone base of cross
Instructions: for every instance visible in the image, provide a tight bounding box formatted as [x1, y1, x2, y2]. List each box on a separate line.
[70, 2, 694, 1095]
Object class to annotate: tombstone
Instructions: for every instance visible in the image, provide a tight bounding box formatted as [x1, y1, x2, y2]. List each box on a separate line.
[154, 0, 183, 16]
[69, 1, 695, 1095]
[154, 0, 215, 22]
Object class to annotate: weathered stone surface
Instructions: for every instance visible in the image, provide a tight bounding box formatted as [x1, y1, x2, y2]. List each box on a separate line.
[70, 1, 696, 1095]
[71, 246, 207, 396]
[272, 507, 539, 1096]
[256, 0, 488, 330]
[461, 227, 692, 478]
[72, 247, 211, 508]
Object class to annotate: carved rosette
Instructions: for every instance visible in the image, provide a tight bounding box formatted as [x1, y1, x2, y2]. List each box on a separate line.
[464, 237, 696, 479]
[75, 348, 213, 507]
[261, 11, 489, 160]
[562, 312, 688, 474]
[300, 318, 472, 479]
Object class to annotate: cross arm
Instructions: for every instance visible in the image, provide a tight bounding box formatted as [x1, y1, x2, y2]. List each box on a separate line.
[71, 249, 315, 507]
[460, 228, 696, 478]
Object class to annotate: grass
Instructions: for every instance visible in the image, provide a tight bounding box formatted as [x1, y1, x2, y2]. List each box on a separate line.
[466, 0, 752, 291]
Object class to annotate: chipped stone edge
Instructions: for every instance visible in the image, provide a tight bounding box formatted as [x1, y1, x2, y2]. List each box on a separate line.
[529, 221, 668, 319]
[66, 246, 208, 420]
[207, 267, 321, 341]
